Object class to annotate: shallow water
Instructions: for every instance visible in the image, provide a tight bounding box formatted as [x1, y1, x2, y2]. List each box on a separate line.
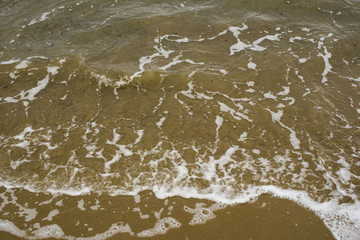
[0, 0, 360, 239]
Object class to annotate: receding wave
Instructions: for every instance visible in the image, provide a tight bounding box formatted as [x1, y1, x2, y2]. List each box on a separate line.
[0, 0, 360, 239]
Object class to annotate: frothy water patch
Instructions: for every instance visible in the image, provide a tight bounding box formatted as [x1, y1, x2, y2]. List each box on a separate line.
[137, 217, 181, 237]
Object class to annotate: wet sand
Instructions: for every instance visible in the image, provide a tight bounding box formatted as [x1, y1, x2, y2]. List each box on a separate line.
[0, 188, 334, 239]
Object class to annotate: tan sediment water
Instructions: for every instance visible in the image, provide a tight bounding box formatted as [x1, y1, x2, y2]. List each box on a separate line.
[0, 188, 334, 240]
[1, 0, 360, 239]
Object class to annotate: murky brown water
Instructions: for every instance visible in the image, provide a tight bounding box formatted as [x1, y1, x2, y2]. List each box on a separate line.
[0, 0, 360, 239]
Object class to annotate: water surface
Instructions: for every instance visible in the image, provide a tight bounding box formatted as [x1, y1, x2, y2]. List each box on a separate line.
[0, 0, 360, 239]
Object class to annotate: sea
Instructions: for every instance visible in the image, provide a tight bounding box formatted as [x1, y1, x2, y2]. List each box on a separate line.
[0, 0, 359, 239]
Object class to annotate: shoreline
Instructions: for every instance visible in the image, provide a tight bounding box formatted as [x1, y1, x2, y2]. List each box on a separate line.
[0, 187, 335, 239]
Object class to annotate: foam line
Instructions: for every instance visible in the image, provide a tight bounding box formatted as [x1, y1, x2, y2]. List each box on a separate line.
[266, 109, 300, 149]
[0, 59, 20, 65]
[317, 36, 333, 83]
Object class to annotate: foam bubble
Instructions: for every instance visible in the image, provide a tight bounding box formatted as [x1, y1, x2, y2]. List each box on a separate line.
[90, 72, 129, 88]
[77, 199, 86, 211]
[299, 58, 307, 63]
[15, 60, 29, 69]
[42, 209, 59, 221]
[156, 117, 166, 127]
[3, 73, 50, 103]
[28, 12, 51, 26]
[246, 81, 255, 87]
[264, 92, 277, 100]
[238, 132, 248, 142]
[78, 223, 134, 240]
[133, 207, 150, 219]
[252, 149, 260, 155]
[277, 86, 290, 96]
[134, 194, 141, 203]
[47, 66, 59, 75]
[184, 202, 225, 225]
[245, 88, 255, 93]
[317, 37, 333, 83]
[247, 61, 257, 70]
[137, 217, 181, 237]
[215, 116, 223, 130]
[160, 55, 204, 70]
[20, 208, 38, 222]
[31, 224, 65, 239]
[90, 199, 100, 210]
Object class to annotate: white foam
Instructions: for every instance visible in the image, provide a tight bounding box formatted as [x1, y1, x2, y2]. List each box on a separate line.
[15, 60, 29, 69]
[252, 34, 280, 46]
[47, 66, 59, 75]
[14, 127, 34, 140]
[289, 36, 304, 43]
[104, 145, 133, 172]
[184, 203, 219, 225]
[134, 194, 141, 203]
[247, 61, 256, 70]
[218, 101, 252, 122]
[277, 103, 286, 108]
[42, 209, 59, 221]
[266, 109, 300, 149]
[133, 207, 150, 219]
[134, 130, 144, 144]
[0, 219, 26, 238]
[90, 199, 100, 210]
[264, 92, 277, 100]
[156, 117, 166, 127]
[277, 86, 290, 96]
[289, 131, 301, 150]
[238, 132, 248, 142]
[0, 59, 20, 65]
[1, 179, 359, 240]
[78, 223, 134, 239]
[220, 69, 227, 75]
[90, 72, 129, 88]
[3, 73, 50, 103]
[55, 200, 63, 207]
[318, 38, 333, 83]
[10, 159, 31, 170]
[137, 217, 181, 237]
[159, 55, 204, 70]
[246, 81, 254, 87]
[245, 88, 255, 93]
[31, 224, 65, 239]
[130, 37, 174, 80]
[337, 168, 352, 184]
[18, 207, 38, 222]
[0, 23, 359, 240]
[77, 199, 86, 211]
[215, 116, 223, 130]
[28, 12, 51, 26]
[299, 58, 307, 63]
[228, 24, 250, 55]
[151, 184, 360, 239]
[9, 72, 17, 79]
[252, 149, 260, 155]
